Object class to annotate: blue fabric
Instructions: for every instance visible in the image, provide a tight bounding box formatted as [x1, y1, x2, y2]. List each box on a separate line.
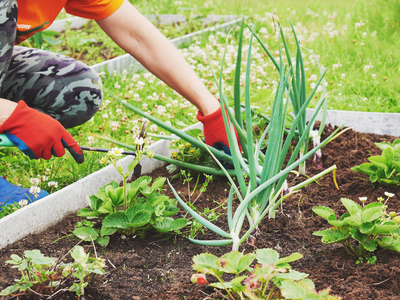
[61, 138, 84, 163]
[213, 142, 234, 169]
[6, 132, 37, 159]
[0, 177, 49, 210]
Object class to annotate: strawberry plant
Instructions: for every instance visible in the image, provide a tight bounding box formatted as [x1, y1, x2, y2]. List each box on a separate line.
[352, 139, 400, 186]
[313, 194, 400, 264]
[74, 133, 187, 246]
[191, 248, 341, 299]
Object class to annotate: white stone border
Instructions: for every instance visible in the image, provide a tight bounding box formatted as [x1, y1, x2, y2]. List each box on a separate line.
[306, 109, 399, 136]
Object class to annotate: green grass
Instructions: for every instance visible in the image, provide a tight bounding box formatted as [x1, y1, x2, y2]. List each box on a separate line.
[135, 0, 400, 113]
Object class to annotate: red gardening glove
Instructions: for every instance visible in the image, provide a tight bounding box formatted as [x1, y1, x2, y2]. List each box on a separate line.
[197, 107, 242, 162]
[0, 100, 84, 163]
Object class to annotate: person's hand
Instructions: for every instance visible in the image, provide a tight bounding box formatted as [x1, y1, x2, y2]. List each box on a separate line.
[197, 107, 242, 168]
[0, 100, 84, 163]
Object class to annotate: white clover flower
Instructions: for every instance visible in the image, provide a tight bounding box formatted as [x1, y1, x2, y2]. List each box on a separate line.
[30, 178, 40, 186]
[18, 199, 28, 207]
[114, 82, 121, 89]
[40, 175, 48, 182]
[372, 74, 376, 78]
[88, 136, 95, 145]
[157, 106, 166, 115]
[341, 74, 346, 78]
[131, 125, 140, 133]
[110, 121, 120, 131]
[132, 74, 140, 82]
[364, 63, 374, 72]
[259, 27, 268, 34]
[359, 197, 367, 202]
[165, 121, 172, 126]
[310, 82, 317, 89]
[116, 108, 122, 115]
[355, 22, 363, 30]
[29, 186, 41, 198]
[102, 113, 108, 119]
[338, 83, 342, 87]
[385, 192, 395, 198]
[111, 147, 124, 157]
[143, 72, 152, 80]
[338, 93, 342, 96]
[310, 74, 318, 81]
[48, 181, 58, 188]
[363, 97, 368, 101]
[150, 124, 158, 132]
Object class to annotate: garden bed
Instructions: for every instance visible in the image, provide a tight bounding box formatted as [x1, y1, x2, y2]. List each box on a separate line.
[1, 124, 399, 299]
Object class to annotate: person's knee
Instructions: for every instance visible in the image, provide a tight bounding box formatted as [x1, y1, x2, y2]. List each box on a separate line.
[56, 71, 103, 128]
[2, 47, 104, 129]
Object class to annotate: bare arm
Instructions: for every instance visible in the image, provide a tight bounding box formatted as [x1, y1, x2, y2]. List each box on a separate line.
[96, 0, 219, 116]
[0, 98, 17, 125]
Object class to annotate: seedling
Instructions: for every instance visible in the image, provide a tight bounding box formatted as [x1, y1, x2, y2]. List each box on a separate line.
[0, 246, 105, 298]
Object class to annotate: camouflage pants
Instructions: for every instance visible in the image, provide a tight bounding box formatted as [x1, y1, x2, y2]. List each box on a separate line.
[0, 0, 102, 129]
[1, 46, 103, 129]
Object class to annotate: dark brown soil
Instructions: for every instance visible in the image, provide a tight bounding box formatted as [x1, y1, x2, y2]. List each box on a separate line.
[1, 124, 400, 300]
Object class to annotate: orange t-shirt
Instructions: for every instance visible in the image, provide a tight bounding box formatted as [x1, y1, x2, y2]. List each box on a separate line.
[16, 0, 124, 44]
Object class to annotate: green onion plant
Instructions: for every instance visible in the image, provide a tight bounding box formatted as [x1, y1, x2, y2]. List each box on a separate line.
[104, 18, 343, 251]
[248, 14, 329, 175]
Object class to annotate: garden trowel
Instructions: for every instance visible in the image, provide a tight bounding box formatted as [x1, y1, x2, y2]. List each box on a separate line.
[0, 133, 142, 177]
